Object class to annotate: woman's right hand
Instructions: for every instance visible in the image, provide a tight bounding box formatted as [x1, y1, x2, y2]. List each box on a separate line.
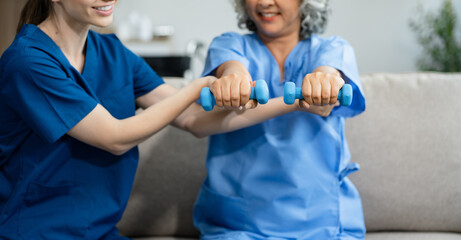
[210, 61, 256, 110]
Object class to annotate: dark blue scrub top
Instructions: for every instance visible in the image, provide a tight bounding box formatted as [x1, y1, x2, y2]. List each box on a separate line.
[0, 24, 163, 239]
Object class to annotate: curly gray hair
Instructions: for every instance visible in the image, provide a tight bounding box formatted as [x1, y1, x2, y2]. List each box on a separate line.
[232, 0, 330, 39]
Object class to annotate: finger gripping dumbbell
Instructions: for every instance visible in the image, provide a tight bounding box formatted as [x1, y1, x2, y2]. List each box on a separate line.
[200, 79, 269, 111]
[283, 82, 353, 106]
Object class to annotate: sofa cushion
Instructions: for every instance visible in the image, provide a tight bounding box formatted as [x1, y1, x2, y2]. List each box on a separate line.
[346, 73, 461, 232]
[366, 232, 461, 240]
[131, 233, 461, 240]
[130, 232, 461, 240]
[117, 125, 207, 238]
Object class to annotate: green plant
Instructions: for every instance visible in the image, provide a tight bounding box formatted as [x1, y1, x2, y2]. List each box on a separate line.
[409, 0, 461, 72]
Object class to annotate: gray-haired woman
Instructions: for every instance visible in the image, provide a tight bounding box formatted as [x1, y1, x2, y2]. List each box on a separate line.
[193, 0, 367, 239]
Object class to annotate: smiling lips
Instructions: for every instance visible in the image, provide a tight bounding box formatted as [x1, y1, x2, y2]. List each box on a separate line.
[259, 12, 279, 21]
[92, 4, 114, 16]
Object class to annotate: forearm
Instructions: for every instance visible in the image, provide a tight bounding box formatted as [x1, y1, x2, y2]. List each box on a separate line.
[115, 84, 202, 148]
[314, 65, 341, 76]
[68, 80, 206, 155]
[216, 60, 251, 78]
[176, 61, 298, 137]
[183, 97, 297, 138]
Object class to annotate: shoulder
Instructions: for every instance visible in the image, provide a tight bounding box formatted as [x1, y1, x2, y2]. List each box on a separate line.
[309, 35, 354, 50]
[1, 40, 59, 81]
[210, 32, 261, 53]
[87, 31, 138, 65]
[88, 31, 122, 46]
[212, 31, 255, 44]
[216, 31, 245, 39]
[87, 30, 126, 53]
[5, 24, 62, 60]
[1, 25, 67, 75]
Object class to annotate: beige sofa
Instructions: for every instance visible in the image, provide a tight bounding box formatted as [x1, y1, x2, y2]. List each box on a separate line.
[117, 73, 461, 240]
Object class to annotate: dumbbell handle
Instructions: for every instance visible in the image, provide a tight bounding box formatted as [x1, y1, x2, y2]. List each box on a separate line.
[200, 79, 269, 111]
[284, 82, 353, 106]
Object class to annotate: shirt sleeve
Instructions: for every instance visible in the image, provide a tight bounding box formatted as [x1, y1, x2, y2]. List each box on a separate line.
[1, 52, 98, 143]
[202, 32, 250, 77]
[311, 36, 366, 118]
[121, 42, 164, 98]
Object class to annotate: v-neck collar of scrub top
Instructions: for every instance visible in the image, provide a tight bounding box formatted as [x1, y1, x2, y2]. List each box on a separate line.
[253, 34, 308, 86]
[250, 33, 310, 100]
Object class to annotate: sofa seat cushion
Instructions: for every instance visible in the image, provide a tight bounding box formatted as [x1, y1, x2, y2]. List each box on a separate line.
[131, 232, 461, 240]
[366, 232, 461, 240]
[117, 124, 207, 237]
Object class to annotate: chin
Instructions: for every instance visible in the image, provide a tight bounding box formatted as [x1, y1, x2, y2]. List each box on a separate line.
[91, 16, 114, 28]
[92, 21, 113, 28]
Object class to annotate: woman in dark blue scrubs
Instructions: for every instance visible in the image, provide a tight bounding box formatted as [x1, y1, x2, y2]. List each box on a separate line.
[0, 0, 302, 239]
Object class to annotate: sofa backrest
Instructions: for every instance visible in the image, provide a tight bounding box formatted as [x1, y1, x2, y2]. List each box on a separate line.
[117, 73, 461, 238]
[347, 73, 461, 232]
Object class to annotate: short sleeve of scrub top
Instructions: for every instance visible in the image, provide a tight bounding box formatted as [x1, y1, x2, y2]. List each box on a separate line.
[121, 42, 164, 99]
[202, 32, 250, 76]
[2, 48, 97, 143]
[309, 36, 365, 118]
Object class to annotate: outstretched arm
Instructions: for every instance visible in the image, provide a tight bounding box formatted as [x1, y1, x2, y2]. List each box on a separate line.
[67, 77, 213, 155]
[135, 60, 299, 138]
[136, 80, 298, 138]
[183, 97, 297, 138]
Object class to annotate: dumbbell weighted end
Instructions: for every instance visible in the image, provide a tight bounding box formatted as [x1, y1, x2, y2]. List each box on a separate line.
[201, 79, 269, 111]
[283, 82, 353, 106]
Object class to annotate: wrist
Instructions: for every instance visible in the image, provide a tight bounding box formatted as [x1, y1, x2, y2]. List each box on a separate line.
[187, 76, 216, 100]
[196, 76, 216, 89]
[292, 100, 302, 112]
[204, 76, 216, 88]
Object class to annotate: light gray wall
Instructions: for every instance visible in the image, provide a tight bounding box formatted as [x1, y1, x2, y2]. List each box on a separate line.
[114, 0, 461, 74]
[325, 0, 461, 73]
[113, 0, 243, 54]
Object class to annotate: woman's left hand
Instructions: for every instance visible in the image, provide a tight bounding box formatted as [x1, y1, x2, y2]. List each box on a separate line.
[298, 67, 344, 116]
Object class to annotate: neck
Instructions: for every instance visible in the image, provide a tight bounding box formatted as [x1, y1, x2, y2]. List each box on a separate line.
[39, 14, 89, 72]
[258, 30, 300, 81]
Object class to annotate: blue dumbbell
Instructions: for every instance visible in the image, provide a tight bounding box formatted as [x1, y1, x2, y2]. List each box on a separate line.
[283, 82, 353, 106]
[200, 79, 269, 111]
